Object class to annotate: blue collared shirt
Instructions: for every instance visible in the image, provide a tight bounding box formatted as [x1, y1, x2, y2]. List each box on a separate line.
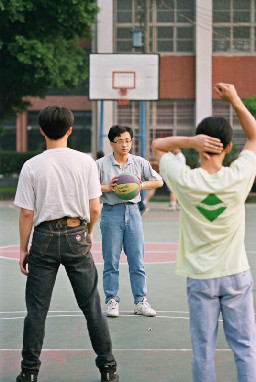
[96, 152, 162, 205]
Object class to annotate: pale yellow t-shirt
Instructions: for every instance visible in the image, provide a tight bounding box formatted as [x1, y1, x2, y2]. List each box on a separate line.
[160, 150, 256, 279]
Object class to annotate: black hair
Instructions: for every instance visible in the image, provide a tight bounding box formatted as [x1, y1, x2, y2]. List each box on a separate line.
[38, 105, 74, 140]
[96, 151, 105, 159]
[108, 125, 133, 142]
[196, 116, 233, 150]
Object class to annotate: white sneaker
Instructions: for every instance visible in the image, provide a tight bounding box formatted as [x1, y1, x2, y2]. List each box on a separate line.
[106, 299, 119, 317]
[134, 298, 156, 317]
[167, 203, 176, 211]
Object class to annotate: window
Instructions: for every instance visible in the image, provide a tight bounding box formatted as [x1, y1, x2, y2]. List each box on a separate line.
[0, 117, 16, 151]
[212, 100, 240, 125]
[27, 111, 45, 152]
[68, 111, 92, 152]
[116, 0, 133, 23]
[212, 100, 246, 150]
[149, 100, 194, 156]
[213, 0, 255, 53]
[116, 101, 140, 127]
[49, 80, 89, 96]
[114, 0, 195, 54]
[116, 99, 194, 156]
[150, 100, 194, 128]
[27, 111, 92, 153]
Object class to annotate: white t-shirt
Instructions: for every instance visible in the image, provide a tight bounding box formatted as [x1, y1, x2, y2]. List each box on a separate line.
[176, 152, 186, 165]
[160, 149, 256, 279]
[14, 148, 101, 227]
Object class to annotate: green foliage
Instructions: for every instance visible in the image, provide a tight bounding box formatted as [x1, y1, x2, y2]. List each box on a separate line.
[0, 126, 7, 137]
[0, 185, 17, 200]
[243, 96, 256, 117]
[182, 143, 240, 168]
[0, 0, 98, 120]
[0, 150, 39, 175]
[182, 148, 199, 168]
[223, 143, 239, 167]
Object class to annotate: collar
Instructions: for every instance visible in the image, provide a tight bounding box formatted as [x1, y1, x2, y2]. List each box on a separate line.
[110, 152, 133, 167]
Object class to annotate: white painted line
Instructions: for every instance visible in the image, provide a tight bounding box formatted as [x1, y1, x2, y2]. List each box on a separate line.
[0, 348, 232, 352]
[0, 257, 18, 261]
[0, 310, 188, 314]
[0, 257, 176, 264]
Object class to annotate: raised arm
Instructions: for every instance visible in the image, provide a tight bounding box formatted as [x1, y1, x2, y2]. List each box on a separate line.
[152, 134, 223, 163]
[214, 83, 256, 153]
[141, 179, 163, 190]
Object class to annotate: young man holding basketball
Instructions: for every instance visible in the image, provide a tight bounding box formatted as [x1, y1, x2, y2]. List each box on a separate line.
[152, 83, 256, 382]
[96, 125, 163, 317]
[14, 106, 118, 382]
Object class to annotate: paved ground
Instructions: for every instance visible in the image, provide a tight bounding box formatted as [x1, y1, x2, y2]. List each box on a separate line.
[1, 201, 256, 381]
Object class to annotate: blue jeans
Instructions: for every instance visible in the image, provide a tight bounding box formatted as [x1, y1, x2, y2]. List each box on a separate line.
[100, 203, 147, 304]
[21, 221, 115, 372]
[187, 270, 256, 382]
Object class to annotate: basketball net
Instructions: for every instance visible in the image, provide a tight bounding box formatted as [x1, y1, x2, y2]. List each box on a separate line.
[118, 88, 130, 106]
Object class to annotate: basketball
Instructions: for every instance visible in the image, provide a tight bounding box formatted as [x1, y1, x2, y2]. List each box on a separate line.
[114, 172, 140, 200]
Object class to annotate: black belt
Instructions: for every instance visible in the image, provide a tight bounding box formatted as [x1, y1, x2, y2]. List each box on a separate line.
[45, 217, 86, 227]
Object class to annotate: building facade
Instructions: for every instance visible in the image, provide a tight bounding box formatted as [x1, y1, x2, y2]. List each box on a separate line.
[2, 0, 256, 159]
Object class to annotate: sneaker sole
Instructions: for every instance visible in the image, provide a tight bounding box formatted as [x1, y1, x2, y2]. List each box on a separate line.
[134, 311, 156, 317]
[106, 312, 119, 317]
[101, 375, 119, 382]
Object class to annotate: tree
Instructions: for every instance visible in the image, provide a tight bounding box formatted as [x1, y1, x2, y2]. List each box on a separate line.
[243, 96, 256, 117]
[0, 0, 98, 122]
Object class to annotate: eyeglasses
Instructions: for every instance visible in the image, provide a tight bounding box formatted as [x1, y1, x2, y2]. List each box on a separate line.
[112, 139, 132, 145]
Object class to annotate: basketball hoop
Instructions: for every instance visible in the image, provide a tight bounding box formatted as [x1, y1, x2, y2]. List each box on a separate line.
[89, 54, 159, 102]
[118, 88, 130, 106]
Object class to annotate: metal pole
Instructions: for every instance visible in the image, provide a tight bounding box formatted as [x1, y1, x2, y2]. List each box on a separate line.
[140, 100, 146, 201]
[140, 101, 146, 158]
[99, 100, 104, 151]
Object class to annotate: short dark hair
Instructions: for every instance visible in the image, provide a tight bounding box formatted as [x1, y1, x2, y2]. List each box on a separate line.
[96, 151, 105, 159]
[196, 116, 233, 150]
[108, 125, 133, 142]
[38, 105, 74, 140]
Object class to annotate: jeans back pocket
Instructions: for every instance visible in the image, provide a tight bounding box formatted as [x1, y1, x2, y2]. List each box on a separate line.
[30, 230, 53, 258]
[66, 229, 91, 256]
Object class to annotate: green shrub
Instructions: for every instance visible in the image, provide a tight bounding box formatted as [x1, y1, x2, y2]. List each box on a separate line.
[182, 148, 199, 168]
[0, 151, 41, 176]
[223, 143, 239, 167]
[182, 143, 239, 169]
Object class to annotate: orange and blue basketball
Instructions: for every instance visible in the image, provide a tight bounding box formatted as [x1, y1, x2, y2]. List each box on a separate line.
[114, 172, 140, 200]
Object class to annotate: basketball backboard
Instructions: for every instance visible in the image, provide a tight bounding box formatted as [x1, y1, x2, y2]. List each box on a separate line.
[89, 54, 159, 101]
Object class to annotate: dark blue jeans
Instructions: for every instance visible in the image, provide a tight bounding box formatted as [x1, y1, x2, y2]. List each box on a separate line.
[21, 221, 115, 371]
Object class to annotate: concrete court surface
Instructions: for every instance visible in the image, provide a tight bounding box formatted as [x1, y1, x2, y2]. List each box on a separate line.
[1, 201, 256, 381]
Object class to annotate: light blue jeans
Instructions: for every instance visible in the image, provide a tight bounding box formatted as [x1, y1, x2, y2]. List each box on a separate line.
[100, 203, 147, 304]
[187, 270, 256, 382]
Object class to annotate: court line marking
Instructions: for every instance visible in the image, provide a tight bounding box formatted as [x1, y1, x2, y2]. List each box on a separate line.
[0, 315, 191, 321]
[0, 348, 232, 352]
[0, 243, 178, 265]
[0, 257, 175, 265]
[0, 257, 17, 261]
[0, 242, 179, 247]
[2, 313, 236, 323]
[0, 310, 189, 314]
[0, 312, 190, 320]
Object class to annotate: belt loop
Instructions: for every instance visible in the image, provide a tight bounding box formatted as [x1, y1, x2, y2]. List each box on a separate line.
[56, 220, 63, 228]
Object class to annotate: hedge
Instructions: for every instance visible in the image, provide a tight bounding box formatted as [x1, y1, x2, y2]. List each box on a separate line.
[183, 143, 239, 169]
[0, 143, 241, 177]
[0, 151, 41, 176]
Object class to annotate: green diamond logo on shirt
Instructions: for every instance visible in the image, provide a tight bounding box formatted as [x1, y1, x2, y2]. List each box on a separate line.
[196, 194, 226, 222]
